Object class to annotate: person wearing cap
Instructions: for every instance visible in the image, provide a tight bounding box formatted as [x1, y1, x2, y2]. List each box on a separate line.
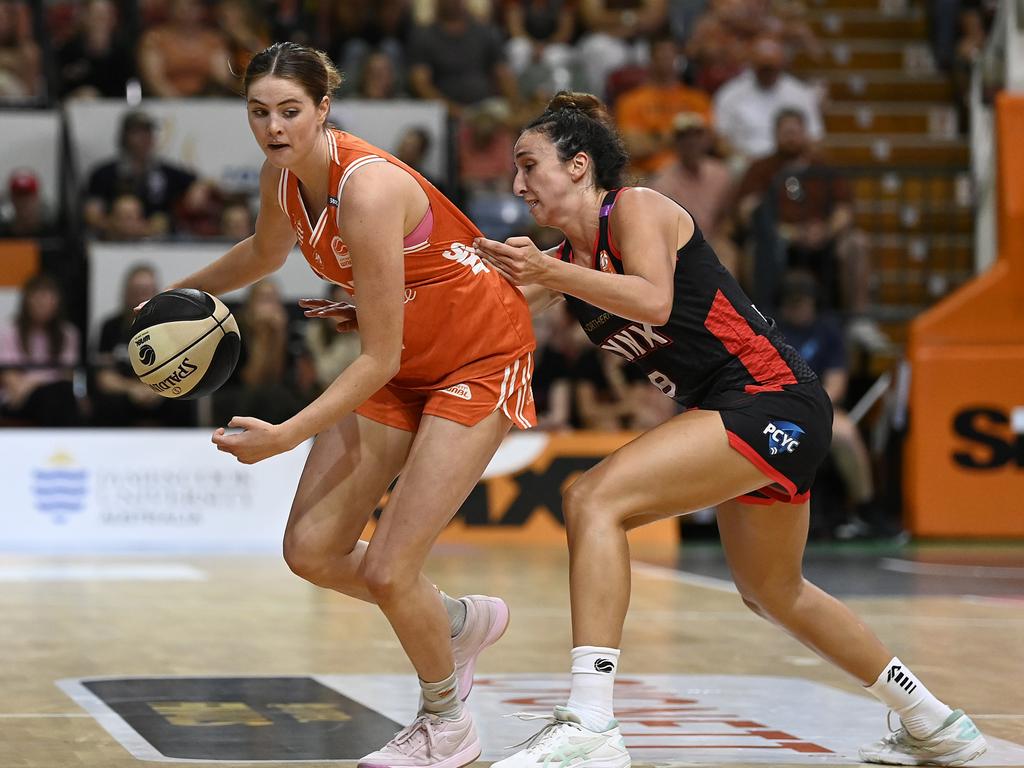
[614, 35, 712, 176]
[774, 269, 883, 540]
[0, 168, 54, 238]
[82, 110, 211, 239]
[649, 110, 738, 275]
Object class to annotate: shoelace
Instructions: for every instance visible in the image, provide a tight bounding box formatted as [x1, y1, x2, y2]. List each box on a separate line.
[881, 711, 913, 746]
[503, 712, 581, 753]
[387, 714, 440, 757]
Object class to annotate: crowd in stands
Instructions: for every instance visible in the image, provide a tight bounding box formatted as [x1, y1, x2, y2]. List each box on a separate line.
[2, 0, 971, 538]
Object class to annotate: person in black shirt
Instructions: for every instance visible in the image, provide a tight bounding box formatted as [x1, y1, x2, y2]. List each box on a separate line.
[56, 0, 135, 99]
[474, 92, 986, 768]
[83, 110, 205, 238]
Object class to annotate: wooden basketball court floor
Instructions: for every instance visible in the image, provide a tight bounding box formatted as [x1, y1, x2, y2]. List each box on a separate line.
[2, 538, 1023, 767]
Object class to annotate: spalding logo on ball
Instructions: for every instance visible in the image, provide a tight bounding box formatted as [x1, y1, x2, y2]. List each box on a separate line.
[129, 288, 241, 399]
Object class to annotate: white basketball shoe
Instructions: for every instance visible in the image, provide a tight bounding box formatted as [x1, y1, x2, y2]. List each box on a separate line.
[493, 706, 631, 768]
[859, 710, 988, 766]
[451, 594, 509, 700]
[357, 709, 481, 768]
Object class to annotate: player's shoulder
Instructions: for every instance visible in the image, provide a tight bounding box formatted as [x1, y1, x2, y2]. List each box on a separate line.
[259, 159, 284, 187]
[613, 187, 690, 228]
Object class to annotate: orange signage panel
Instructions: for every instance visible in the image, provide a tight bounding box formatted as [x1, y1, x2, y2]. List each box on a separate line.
[906, 346, 1024, 536]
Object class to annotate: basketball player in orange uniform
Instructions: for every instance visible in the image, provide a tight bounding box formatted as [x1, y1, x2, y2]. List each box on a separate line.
[165, 42, 536, 768]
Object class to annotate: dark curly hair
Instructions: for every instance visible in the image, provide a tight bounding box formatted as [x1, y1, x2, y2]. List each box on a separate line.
[523, 91, 629, 190]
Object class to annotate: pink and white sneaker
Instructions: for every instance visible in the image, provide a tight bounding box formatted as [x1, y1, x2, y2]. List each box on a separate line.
[358, 709, 481, 768]
[451, 594, 510, 700]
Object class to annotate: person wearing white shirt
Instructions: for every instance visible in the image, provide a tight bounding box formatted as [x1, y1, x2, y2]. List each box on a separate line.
[713, 36, 823, 161]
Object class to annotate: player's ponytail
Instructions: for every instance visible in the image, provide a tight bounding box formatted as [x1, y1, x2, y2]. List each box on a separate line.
[524, 91, 628, 190]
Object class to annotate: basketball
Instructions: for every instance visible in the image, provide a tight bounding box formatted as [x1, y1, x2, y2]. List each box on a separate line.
[128, 288, 241, 400]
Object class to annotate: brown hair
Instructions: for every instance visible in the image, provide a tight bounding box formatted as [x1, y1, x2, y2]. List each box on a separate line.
[244, 42, 343, 103]
[524, 91, 628, 190]
[16, 273, 66, 362]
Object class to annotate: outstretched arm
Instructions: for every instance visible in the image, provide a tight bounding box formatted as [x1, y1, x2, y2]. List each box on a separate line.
[213, 163, 414, 463]
[476, 190, 680, 325]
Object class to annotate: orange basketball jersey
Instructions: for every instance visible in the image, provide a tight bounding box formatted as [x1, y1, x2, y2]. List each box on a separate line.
[278, 128, 535, 390]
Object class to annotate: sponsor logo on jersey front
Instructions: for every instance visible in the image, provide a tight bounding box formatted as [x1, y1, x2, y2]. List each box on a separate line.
[331, 236, 351, 268]
[439, 383, 472, 401]
[764, 421, 804, 455]
[597, 250, 616, 274]
[600, 323, 672, 362]
[442, 242, 490, 275]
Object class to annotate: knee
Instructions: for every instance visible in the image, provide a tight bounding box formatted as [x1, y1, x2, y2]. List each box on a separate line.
[282, 530, 330, 585]
[562, 473, 612, 537]
[361, 554, 415, 606]
[740, 595, 768, 619]
[737, 578, 805, 621]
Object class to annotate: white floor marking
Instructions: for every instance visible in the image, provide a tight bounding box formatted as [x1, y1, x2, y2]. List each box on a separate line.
[631, 561, 738, 593]
[880, 558, 1024, 579]
[0, 563, 205, 582]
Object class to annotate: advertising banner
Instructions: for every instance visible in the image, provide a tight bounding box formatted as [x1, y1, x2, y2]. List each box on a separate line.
[0, 430, 306, 552]
[0, 430, 676, 552]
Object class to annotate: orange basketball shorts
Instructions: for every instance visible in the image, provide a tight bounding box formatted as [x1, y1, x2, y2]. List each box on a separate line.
[355, 351, 536, 432]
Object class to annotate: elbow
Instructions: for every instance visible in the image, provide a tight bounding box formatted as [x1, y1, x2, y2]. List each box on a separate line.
[373, 349, 402, 382]
[647, 300, 672, 326]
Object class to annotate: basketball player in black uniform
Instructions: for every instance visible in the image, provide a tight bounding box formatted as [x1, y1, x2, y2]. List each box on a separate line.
[474, 92, 987, 768]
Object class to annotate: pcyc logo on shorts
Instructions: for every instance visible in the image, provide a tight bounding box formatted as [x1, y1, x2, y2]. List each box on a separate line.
[764, 421, 804, 456]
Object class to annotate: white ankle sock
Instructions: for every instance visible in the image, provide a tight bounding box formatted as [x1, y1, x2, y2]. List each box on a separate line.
[866, 657, 953, 738]
[565, 646, 619, 732]
[420, 670, 462, 719]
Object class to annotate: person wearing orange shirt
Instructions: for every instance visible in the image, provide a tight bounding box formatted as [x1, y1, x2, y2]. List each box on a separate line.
[614, 35, 712, 177]
[162, 42, 537, 768]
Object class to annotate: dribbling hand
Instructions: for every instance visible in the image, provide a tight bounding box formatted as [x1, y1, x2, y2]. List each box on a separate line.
[212, 416, 297, 464]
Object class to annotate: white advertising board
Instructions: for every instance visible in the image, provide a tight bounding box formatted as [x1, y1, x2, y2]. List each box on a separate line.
[0, 430, 548, 553]
[0, 429, 309, 553]
[67, 98, 447, 196]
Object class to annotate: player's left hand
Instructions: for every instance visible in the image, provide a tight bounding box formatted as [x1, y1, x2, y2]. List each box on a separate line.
[298, 298, 359, 333]
[212, 416, 295, 464]
[474, 236, 548, 286]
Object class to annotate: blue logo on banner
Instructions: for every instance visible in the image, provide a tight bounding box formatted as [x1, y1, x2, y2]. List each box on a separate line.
[764, 421, 804, 456]
[32, 453, 88, 524]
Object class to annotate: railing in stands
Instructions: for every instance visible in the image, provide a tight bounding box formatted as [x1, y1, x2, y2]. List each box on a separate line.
[751, 165, 974, 327]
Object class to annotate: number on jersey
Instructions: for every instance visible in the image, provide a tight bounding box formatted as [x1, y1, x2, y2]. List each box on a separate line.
[647, 370, 677, 397]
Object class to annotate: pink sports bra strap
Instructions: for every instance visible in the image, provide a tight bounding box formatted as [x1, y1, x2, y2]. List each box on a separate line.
[403, 205, 433, 249]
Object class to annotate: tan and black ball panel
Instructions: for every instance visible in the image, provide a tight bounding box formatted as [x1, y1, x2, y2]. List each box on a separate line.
[128, 289, 241, 400]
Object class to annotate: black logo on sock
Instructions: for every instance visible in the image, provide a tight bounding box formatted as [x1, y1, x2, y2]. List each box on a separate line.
[594, 658, 615, 673]
[886, 664, 917, 694]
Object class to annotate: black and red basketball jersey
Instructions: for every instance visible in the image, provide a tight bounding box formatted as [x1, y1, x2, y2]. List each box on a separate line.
[558, 188, 817, 410]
